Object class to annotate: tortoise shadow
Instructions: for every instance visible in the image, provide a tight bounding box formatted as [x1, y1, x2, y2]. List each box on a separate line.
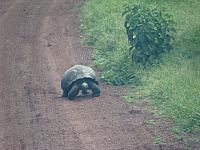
[57, 94, 96, 102]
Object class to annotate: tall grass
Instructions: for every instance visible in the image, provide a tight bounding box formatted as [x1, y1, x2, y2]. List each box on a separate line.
[139, 58, 200, 130]
[80, 0, 200, 131]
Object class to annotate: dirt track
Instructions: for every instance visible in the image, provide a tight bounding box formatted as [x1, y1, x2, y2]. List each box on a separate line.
[0, 0, 192, 150]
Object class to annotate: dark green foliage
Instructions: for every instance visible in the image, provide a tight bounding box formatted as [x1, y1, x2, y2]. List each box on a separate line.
[123, 5, 176, 65]
[99, 53, 140, 86]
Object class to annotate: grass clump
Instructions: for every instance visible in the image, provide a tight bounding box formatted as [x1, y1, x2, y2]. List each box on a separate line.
[144, 120, 157, 126]
[153, 136, 165, 145]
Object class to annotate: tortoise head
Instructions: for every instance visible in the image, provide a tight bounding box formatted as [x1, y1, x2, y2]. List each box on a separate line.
[81, 82, 88, 90]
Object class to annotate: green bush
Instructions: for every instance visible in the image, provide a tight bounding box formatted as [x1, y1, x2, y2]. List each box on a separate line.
[123, 5, 176, 65]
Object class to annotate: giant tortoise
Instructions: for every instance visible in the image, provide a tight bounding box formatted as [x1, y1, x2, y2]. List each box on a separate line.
[61, 65, 100, 100]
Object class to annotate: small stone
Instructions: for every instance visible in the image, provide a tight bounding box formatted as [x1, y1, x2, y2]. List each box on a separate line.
[48, 42, 52, 47]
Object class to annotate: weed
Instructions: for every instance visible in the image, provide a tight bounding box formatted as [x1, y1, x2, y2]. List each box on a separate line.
[153, 136, 165, 145]
[144, 120, 156, 126]
[122, 94, 135, 103]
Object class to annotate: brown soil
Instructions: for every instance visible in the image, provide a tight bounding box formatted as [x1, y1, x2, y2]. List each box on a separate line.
[0, 0, 198, 150]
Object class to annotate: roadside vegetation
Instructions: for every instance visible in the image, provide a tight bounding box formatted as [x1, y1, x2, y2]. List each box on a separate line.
[80, 0, 200, 137]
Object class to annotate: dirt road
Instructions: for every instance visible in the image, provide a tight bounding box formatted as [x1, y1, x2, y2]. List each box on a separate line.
[0, 0, 189, 150]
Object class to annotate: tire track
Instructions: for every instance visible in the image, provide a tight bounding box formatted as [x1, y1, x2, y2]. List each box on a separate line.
[0, 0, 84, 149]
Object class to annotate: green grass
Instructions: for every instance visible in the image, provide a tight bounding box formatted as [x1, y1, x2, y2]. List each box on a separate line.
[171, 127, 183, 141]
[139, 58, 200, 131]
[80, 0, 200, 133]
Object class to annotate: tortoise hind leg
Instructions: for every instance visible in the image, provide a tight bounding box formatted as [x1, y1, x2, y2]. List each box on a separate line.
[68, 84, 79, 100]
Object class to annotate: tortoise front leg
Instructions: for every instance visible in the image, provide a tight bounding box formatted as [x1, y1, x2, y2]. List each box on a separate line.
[87, 80, 100, 97]
[68, 83, 79, 100]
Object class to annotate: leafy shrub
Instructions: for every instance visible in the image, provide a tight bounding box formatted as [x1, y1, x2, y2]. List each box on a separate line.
[123, 5, 176, 65]
[101, 61, 139, 86]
